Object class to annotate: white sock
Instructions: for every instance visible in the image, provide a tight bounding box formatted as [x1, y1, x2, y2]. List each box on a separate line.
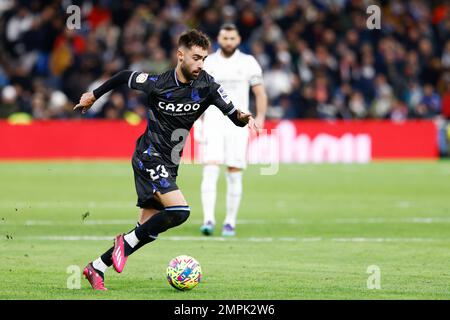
[201, 165, 220, 225]
[93, 257, 108, 274]
[124, 231, 140, 248]
[224, 171, 243, 228]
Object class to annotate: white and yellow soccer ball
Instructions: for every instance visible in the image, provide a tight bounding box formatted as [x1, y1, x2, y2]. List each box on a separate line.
[166, 255, 202, 291]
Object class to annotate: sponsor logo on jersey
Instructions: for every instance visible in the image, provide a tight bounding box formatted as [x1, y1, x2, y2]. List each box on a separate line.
[158, 101, 200, 113]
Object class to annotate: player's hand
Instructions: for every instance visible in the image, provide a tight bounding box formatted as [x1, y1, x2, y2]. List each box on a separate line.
[248, 116, 263, 134]
[73, 92, 96, 114]
[237, 110, 262, 133]
[254, 115, 265, 131]
[237, 110, 251, 124]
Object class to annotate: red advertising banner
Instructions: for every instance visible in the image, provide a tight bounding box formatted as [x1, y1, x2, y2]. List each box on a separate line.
[0, 120, 438, 161]
[0, 120, 146, 159]
[244, 120, 439, 163]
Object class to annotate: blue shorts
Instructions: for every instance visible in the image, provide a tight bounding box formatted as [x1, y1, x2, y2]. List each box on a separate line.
[132, 152, 179, 209]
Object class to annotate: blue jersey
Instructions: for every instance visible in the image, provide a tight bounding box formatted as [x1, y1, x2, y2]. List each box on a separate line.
[127, 69, 236, 170]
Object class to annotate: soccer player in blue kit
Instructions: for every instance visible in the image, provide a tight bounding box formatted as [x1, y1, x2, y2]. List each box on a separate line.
[74, 29, 259, 290]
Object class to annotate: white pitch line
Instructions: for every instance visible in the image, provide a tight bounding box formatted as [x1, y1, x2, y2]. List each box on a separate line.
[17, 235, 447, 243]
[323, 217, 450, 224]
[18, 235, 307, 242]
[408, 217, 450, 223]
[0, 200, 442, 212]
[395, 201, 412, 208]
[21, 219, 138, 226]
[331, 237, 438, 243]
[7, 219, 285, 226]
[3, 217, 449, 227]
[24, 236, 115, 241]
[333, 218, 387, 224]
[20, 235, 318, 242]
[0, 201, 135, 209]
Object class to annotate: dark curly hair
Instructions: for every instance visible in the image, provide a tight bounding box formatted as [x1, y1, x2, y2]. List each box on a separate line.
[178, 29, 211, 50]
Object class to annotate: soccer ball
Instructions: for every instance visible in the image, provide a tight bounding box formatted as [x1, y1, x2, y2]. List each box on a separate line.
[166, 255, 202, 291]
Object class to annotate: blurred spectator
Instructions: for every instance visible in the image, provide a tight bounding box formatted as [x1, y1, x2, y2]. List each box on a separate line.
[415, 84, 441, 118]
[441, 40, 450, 69]
[332, 82, 353, 119]
[0, 85, 18, 118]
[31, 92, 48, 119]
[369, 74, 393, 118]
[250, 41, 270, 71]
[349, 91, 367, 119]
[103, 92, 126, 120]
[404, 80, 424, 114]
[298, 83, 318, 119]
[263, 59, 294, 102]
[390, 99, 409, 122]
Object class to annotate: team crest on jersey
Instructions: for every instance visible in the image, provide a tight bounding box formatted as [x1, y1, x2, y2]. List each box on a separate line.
[191, 88, 201, 102]
[217, 86, 230, 104]
[136, 73, 149, 83]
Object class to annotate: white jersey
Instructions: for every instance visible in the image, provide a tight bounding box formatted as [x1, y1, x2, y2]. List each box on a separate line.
[203, 49, 263, 112]
[198, 49, 263, 168]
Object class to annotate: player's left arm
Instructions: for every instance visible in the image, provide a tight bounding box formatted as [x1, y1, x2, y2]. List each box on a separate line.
[248, 56, 267, 130]
[251, 84, 268, 130]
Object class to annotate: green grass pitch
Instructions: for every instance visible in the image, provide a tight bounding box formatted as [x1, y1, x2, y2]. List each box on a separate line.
[0, 161, 449, 299]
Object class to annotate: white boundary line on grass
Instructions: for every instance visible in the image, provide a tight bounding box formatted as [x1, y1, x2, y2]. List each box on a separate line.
[2, 217, 450, 226]
[0, 200, 429, 211]
[18, 235, 446, 243]
[0, 201, 134, 209]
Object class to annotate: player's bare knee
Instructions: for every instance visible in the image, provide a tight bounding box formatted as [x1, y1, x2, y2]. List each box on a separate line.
[139, 208, 159, 224]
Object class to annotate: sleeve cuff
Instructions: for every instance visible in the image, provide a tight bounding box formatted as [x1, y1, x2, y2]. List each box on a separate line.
[128, 71, 137, 89]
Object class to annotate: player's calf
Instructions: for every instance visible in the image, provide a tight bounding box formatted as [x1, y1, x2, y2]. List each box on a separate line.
[134, 205, 190, 237]
[112, 206, 190, 273]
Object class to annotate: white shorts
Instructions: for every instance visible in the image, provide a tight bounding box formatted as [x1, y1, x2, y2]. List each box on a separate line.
[200, 107, 249, 169]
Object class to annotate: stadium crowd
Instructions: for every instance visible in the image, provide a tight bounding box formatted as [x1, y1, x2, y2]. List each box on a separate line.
[0, 0, 449, 123]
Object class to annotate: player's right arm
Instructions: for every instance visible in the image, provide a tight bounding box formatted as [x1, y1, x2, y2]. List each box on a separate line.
[74, 70, 154, 114]
[207, 81, 261, 133]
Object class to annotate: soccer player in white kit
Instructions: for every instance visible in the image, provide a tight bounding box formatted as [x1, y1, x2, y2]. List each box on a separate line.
[198, 23, 267, 236]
